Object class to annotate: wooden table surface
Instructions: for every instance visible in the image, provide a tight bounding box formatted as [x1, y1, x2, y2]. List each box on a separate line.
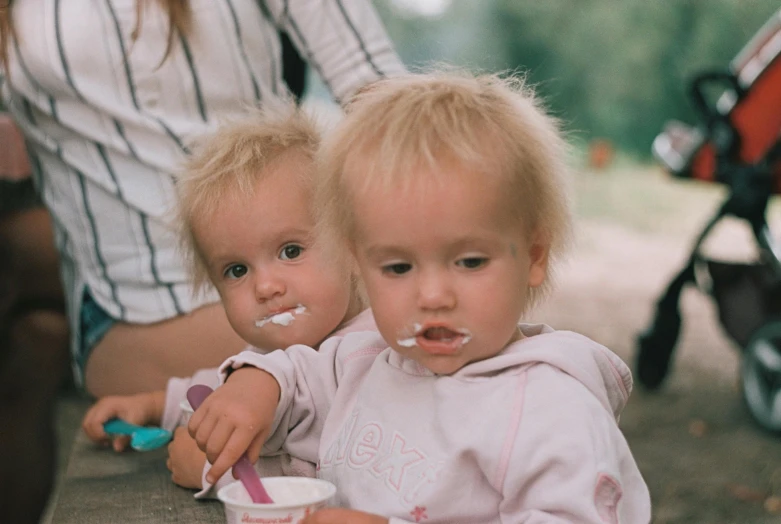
[50, 430, 224, 523]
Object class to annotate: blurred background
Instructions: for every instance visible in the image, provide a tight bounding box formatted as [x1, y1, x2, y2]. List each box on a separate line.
[324, 0, 779, 158]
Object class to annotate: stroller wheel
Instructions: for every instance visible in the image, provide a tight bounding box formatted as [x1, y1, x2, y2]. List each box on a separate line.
[742, 320, 781, 434]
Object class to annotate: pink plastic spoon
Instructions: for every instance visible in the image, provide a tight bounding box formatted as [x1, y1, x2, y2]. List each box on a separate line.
[186, 384, 274, 504]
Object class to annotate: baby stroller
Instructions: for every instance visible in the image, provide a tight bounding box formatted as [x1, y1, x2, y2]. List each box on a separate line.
[636, 9, 781, 433]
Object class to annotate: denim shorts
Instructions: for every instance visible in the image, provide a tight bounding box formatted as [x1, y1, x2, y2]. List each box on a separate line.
[77, 290, 116, 377]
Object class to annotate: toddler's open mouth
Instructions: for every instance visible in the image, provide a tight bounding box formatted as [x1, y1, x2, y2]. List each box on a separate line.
[255, 305, 307, 328]
[397, 324, 472, 354]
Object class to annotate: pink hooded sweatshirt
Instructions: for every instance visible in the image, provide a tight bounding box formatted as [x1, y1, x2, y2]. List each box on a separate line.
[161, 308, 376, 498]
[220, 323, 651, 523]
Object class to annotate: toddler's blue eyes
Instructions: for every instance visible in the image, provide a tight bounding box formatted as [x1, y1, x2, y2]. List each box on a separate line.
[458, 257, 487, 269]
[383, 263, 412, 275]
[225, 264, 247, 279]
[280, 244, 303, 261]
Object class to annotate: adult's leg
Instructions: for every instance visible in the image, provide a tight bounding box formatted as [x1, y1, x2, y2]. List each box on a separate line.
[84, 303, 247, 397]
[0, 207, 70, 524]
[0, 311, 68, 524]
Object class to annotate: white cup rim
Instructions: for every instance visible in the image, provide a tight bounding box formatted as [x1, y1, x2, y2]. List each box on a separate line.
[217, 477, 336, 510]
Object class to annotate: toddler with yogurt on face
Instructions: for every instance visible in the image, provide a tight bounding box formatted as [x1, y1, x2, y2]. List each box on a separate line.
[188, 71, 652, 523]
[81, 104, 373, 496]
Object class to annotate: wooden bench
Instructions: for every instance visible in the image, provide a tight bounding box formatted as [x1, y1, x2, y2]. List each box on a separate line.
[48, 422, 223, 523]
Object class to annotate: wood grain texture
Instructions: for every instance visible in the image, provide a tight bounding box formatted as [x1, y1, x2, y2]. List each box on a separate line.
[50, 431, 223, 523]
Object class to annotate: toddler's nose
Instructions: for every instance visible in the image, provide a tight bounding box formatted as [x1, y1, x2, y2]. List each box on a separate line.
[417, 270, 456, 311]
[254, 270, 285, 301]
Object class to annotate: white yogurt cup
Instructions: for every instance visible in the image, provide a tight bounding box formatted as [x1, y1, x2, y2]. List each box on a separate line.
[179, 399, 194, 425]
[218, 477, 336, 524]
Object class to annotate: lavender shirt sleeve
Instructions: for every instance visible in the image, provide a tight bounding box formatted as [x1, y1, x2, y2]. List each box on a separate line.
[161, 368, 223, 432]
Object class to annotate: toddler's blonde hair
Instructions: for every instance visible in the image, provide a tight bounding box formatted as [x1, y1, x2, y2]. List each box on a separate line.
[318, 69, 573, 307]
[177, 104, 320, 294]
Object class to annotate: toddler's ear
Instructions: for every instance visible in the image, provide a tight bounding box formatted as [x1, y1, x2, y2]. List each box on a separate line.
[527, 237, 550, 289]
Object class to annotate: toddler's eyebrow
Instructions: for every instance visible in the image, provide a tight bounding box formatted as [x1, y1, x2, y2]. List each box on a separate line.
[364, 237, 500, 260]
[271, 227, 315, 244]
[364, 245, 407, 261]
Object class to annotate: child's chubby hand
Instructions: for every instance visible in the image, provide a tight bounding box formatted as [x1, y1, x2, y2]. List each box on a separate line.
[81, 391, 165, 452]
[166, 426, 206, 489]
[188, 366, 280, 484]
[300, 509, 388, 524]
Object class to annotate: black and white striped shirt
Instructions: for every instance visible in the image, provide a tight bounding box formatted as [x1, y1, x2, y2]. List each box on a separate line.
[0, 0, 404, 379]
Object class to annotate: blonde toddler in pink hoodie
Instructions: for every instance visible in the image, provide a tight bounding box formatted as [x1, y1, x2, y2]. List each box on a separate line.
[81, 105, 375, 496]
[190, 71, 652, 523]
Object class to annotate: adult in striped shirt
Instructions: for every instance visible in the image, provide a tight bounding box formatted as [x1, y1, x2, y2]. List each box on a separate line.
[0, 1, 404, 521]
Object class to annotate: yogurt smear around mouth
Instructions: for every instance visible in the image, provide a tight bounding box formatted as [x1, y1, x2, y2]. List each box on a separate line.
[396, 323, 422, 348]
[256, 305, 307, 328]
[397, 323, 473, 348]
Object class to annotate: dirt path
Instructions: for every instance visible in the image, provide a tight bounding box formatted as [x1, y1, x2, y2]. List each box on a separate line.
[527, 165, 781, 523]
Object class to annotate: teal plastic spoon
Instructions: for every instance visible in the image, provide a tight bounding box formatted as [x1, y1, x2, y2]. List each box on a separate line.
[103, 419, 172, 451]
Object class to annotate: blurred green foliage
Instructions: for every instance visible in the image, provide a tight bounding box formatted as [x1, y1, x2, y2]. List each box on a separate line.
[376, 0, 779, 157]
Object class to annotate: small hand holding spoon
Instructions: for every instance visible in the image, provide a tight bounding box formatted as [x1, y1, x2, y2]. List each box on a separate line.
[186, 384, 274, 504]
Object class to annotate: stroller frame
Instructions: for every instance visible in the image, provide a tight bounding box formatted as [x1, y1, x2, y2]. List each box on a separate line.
[637, 9, 781, 432]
